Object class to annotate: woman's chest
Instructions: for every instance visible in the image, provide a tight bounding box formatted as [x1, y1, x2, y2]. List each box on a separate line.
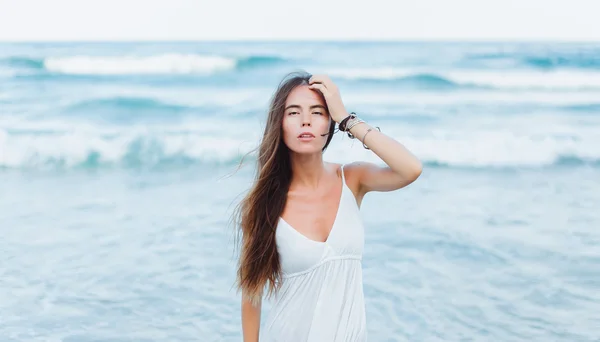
[280, 197, 341, 243]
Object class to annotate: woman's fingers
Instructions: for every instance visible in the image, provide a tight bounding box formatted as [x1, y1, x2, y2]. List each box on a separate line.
[308, 83, 329, 96]
[309, 75, 337, 92]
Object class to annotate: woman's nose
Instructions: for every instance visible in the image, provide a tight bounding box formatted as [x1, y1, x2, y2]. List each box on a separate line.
[301, 113, 311, 126]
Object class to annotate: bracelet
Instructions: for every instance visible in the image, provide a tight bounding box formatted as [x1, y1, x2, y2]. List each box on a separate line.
[342, 113, 363, 139]
[361, 126, 380, 149]
[345, 119, 365, 139]
[338, 112, 356, 132]
[337, 112, 382, 145]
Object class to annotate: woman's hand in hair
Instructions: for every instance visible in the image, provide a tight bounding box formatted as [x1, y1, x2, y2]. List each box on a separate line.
[308, 74, 349, 123]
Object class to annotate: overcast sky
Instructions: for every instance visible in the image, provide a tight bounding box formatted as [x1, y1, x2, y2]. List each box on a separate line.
[0, 0, 599, 41]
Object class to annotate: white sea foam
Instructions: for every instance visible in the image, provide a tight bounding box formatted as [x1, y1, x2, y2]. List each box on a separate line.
[327, 67, 600, 89]
[0, 120, 597, 169]
[44, 54, 237, 75]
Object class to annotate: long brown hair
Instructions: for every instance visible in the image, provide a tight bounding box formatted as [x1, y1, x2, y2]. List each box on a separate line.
[232, 71, 336, 305]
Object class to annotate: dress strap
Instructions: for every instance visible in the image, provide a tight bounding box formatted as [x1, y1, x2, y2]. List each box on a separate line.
[340, 164, 346, 183]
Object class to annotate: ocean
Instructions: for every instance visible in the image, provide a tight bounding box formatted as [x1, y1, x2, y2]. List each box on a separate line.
[0, 41, 599, 341]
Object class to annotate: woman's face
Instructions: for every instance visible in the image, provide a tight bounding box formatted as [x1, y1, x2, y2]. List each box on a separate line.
[282, 85, 331, 154]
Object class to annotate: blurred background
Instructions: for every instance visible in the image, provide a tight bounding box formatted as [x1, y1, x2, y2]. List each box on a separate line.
[1, 1, 599, 341]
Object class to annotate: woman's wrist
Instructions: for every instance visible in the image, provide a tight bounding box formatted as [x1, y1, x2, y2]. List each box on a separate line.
[338, 112, 381, 150]
[338, 112, 357, 132]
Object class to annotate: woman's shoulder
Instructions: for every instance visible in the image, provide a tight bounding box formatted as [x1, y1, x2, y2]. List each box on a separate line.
[330, 160, 375, 175]
[326, 161, 373, 196]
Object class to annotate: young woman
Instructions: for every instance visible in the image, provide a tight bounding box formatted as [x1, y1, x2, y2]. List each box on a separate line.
[233, 71, 422, 341]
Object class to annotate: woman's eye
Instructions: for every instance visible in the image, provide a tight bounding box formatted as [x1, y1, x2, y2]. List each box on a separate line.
[313, 112, 323, 115]
[288, 111, 299, 115]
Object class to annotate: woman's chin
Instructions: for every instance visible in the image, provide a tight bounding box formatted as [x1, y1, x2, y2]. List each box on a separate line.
[288, 144, 325, 155]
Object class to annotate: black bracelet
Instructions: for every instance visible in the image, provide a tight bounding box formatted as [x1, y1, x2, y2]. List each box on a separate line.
[339, 112, 356, 132]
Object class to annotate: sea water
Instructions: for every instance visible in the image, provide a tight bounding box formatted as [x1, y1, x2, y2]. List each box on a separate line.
[1, 41, 599, 341]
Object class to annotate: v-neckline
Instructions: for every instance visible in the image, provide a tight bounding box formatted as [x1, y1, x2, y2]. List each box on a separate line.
[279, 172, 346, 245]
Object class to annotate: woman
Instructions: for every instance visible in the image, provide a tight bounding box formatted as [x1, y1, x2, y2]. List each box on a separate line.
[233, 71, 422, 341]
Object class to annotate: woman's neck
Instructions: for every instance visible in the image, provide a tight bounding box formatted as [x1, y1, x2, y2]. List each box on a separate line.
[289, 153, 329, 190]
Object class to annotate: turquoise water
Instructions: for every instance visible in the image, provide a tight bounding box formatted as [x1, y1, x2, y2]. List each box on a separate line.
[1, 42, 599, 341]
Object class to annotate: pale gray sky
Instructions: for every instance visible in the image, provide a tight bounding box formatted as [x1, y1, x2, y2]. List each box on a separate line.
[0, 0, 599, 41]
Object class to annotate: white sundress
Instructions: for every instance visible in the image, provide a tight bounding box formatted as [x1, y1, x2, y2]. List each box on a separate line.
[260, 164, 367, 342]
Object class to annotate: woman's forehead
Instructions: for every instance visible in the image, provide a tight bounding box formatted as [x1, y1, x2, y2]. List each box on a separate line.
[285, 85, 325, 107]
